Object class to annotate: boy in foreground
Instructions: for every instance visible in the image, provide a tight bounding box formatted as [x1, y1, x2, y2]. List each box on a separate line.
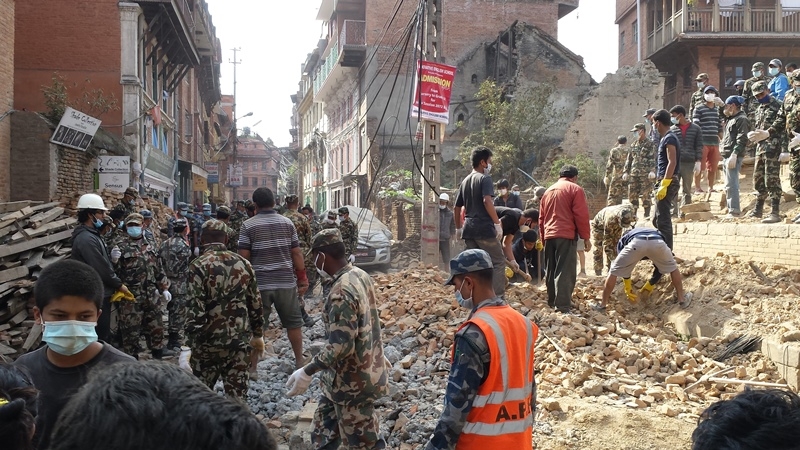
[15, 259, 134, 449]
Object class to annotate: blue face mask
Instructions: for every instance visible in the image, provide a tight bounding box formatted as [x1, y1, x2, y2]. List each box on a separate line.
[769, 67, 780, 77]
[93, 214, 104, 229]
[127, 226, 143, 238]
[203, 211, 212, 217]
[179, 210, 188, 217]
[42, 320, 98, 356]
[454, 279, 474, 309]
[758, 95, 771, 104]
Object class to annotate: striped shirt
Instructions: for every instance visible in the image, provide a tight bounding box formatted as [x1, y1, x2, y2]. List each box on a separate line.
[238, 210, 299, 290]
[692, 104, 722, 146]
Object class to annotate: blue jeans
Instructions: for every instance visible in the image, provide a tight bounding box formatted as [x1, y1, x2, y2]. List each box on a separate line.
[723, 154, 745, 214]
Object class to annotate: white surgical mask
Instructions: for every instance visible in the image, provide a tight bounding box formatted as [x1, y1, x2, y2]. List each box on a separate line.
[314, 253, 333, 282]
[485, 163, 492, 174]
[704, 93, 715, 102]
[439, 204, 447, 210]
[454, 278, 474, 309]
[498, 189, 507, 196]
[769, 67, 780, 77]
[697, 81, 705, 89]
[753, 70, 763, 77]
[513, 190, 520, 196]
[670, 117, 679, 125]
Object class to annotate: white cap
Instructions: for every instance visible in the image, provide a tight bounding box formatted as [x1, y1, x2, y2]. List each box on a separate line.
[439, 193, 450, 202]
[77, 193, 108, 211]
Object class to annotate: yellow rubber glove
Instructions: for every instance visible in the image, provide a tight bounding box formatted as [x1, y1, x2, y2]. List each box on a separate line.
[656, 178, 672, 201]
[505, 266, 514, 279]
[535, 240, 544, 251]
[110, 290, 135, 303]
[640, 280, 654, 293]
[623, 278, 638, 303]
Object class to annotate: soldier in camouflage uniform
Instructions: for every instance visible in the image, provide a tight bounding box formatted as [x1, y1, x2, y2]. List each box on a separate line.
[604, 136, 629, 206]
[688, 73, 709, 121]
[112, 186, 139, 219]
[184, 219, 265, 399]
[746, 81, 785, 223]
[337, 206, 359, 261]
[744, 62, 769, 119]
[426, 249, 537, 449]
[321, 210, 338, 230]
[286, 229, 389, 449]
[214, 205, 239, 252]
[228, 201, 247, 249]
[302, 206, 322, 235]
[140, 209, 160, 249]
[114, 213, 171, 359]
[284, 195, 317, 327]
[159, 218, 193, 351]
[769, 69, 800, 222]
[524, 186, 546, 211]
[624, 123, 657, 219]
[591, 204, 634, 276]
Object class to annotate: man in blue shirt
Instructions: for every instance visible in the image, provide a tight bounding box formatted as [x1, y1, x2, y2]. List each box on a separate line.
[768, 59, 790, 101]
[594, 227, 690, 311]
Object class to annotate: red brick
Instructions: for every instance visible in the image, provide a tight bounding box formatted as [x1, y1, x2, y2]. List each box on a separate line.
[0, 0, 13, 201]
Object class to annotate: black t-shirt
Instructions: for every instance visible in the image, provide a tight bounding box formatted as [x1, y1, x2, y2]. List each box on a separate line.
[454, 171, 495, 240]
[15, 341, 135, 449]
[657, 130, 681, 178]
[497, 206, 522, 237]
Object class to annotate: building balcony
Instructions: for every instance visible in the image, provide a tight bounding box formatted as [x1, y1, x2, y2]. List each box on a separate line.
[135, 0, 200, 66]
[313, 20, 366, 104]
[558, 0, 579, 19]
[648, 1, 800, 57]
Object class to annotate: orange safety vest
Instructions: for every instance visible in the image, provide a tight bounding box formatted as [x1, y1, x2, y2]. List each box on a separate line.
[452, 305, 538, 449]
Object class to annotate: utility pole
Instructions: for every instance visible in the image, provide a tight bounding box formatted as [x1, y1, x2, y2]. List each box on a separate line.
[231, 47, 242, 200]
[420, 0, 443, 266]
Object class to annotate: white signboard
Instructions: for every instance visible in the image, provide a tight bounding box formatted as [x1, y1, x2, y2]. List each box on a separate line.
[97, 156, 130, 193]
[50, 107, 102, 151]
[229, 164, 243, 187]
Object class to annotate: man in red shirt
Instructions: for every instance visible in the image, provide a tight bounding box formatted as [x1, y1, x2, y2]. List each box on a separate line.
[539, 165, 592, 313]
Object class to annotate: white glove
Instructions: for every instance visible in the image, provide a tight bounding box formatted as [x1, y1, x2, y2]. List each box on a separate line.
[162, 290, 172, 303]
[780, 152, 792, 163]
[727, 155, 738, 169]
[494, 223, 503, 240]
[110, 246, 121, 263]
[648, 171, 656, 180]
[286, 367, 313, 397]
[348, 255, 356, 263]
[747, 129, 770, 143]
[714, 97, 725, 107]
[693, 162, 701, 174]
[508, 260, 520, 272]
[151, 289, 161, 305]
[456, 228, 463, 239]
[194, 247, 200, 257]
[179, 347, 192, 373]
[790, 131, 800, 150]
[603, 176, 609, 186]
[621, 173, 629, 182]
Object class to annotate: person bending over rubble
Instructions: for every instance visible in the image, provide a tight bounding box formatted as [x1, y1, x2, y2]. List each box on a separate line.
[594, 227, 690, 311]
[426, 249, 538, 450]
[692, 388, 800, 450]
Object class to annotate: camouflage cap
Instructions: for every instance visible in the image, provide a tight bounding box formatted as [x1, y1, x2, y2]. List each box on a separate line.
[178, 202, 189, 211]
[202, 219, 228, 233]
[285, 194, 299, 204]
[630, 123, 646, 132]
[444, 249, 494, 285]
[140, 209, 152, 219]
[308, 228, 343, 255]
[790, 69, 800, 83]
[338, 206, 349, 215]
[216, 205, 231, 215]
[695, 73, 709, 81]
[534, 186, 546, 198]
[620, 205, 634, 227]
[202, 203, 211, 210]
[327, 210, 337, 219]
[172, 218, 188, 228]
[751, 80, 768, 95]
[124, 187, 138, 197]
[125, 213, 143, 225]
[236, 200, 245, 205]
[753, 61, 765, 70]
[244, 200, 255, 209]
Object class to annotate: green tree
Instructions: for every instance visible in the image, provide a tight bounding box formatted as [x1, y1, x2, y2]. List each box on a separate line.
[545, 153, 605, 195]
[41, 73, 119, 123]
[458, 79, 567, 185]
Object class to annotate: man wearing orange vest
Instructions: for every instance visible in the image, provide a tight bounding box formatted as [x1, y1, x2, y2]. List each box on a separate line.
[425, 249, 538, 449]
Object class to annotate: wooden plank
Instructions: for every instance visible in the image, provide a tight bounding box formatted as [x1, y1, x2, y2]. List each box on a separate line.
[29, 207, 65, 229]
[0, 201, 31, 214]
[17, 250, 32, 262]
[0, 229, 72, 259]
[0, 207, 34, 230]
[38, 254, 68, 269]
[30, 201, 62, 213]
[0, 261, 22, 270]
[8, 310, 28, 326]
[22, 323, 42, 352]
[9, 217, 76, 243]
[24, 250, 44, 269]
[0, 343, 16, 356]
[0, 266, 28, 284]
[44, 241, 64, 257]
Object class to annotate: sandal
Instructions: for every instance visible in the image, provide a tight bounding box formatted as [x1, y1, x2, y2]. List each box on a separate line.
[590, 302, 607, 312]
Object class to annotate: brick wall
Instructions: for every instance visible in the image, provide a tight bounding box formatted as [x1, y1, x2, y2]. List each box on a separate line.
[674, 222, 800, 267]
[56, 147, 95, 199]
[14, 0, 123, 130]
[616, 3, 640, 68]
[10, 112, 58, 202]
[0, 0, 13, 201]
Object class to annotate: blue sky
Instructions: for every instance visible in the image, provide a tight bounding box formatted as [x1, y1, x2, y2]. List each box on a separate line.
[207, 0, 618, 147]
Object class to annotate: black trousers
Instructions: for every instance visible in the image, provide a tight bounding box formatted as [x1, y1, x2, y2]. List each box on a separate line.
[543, 238, 577, 312]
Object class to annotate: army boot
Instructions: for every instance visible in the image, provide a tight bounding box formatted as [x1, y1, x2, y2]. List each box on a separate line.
[747, 199, 764, 218]
[167, 333, 181, 351]
[762, 198, 781, 223]
[644, 207, 651, 219]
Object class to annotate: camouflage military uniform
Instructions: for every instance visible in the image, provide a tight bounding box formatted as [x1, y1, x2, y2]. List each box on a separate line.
[284, 208, 316, 297]
[752, 91, 784, 203]
[228, 210, 247, 250]
[114, 232, 168, 356]
[185, 241, 264, 399]
[688, 87, 705, 122]
[770, 82, 800, 197]
[524, 197, 540, 211]
[158, 234, 192, 347]
[743, 75, 768, 119]
[591, 205, 634, 275]
[605, 144, 629, 205]
[306, 229, 388, 449]
[624, 137, 656, 216]
[338, 218, 359, 259]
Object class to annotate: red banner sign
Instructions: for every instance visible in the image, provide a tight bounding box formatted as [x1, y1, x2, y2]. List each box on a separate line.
[411, 60, 457, 124]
